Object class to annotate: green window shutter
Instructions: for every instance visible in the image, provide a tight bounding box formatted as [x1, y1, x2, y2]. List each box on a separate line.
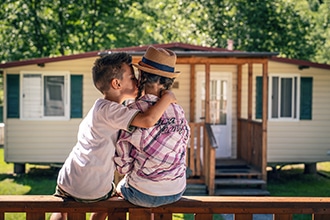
[70, 75, 83, 118]
[256, 76, 263, 119]
[7, 74, 20, 118]
[300, 77, 313, 120]
[0, 106, 3, 122]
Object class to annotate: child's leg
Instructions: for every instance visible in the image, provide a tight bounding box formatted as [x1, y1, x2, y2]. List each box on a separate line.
[89, 212, 107, 220]
[116, 176, 126, 198]
[50, 212, 67, 220]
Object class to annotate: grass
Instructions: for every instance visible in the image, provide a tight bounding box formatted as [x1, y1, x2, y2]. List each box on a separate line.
[1, 147, 330, 220]
[267, 163, 330, 220]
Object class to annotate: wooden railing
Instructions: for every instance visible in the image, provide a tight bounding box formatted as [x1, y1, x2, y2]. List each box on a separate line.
[1, 195, 330, 220]
[187, 122, 205, 179]
[238, 118, 263, 170]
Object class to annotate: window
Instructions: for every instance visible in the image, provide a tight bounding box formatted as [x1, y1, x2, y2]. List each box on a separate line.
[7, 74, 83, 119]
[255, 75, 312, 120]
[269, 75, 299, 120]
[21, 72, 69, 120]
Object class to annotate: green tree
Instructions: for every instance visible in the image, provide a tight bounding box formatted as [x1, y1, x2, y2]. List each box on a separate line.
[0, 0, 329, 64]
[200, 0, 317, 61]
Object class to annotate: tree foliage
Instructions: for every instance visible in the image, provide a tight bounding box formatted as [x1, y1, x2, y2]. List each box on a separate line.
[0, 0, 329, 64]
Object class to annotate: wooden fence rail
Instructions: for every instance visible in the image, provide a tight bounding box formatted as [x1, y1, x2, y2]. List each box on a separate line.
[1, 195, 330, 220]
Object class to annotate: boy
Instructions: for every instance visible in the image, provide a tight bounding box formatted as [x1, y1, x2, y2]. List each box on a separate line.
[50, 52, 176, 220]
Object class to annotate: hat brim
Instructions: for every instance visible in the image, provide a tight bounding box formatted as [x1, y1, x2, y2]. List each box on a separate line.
[132, 63, 180, 79]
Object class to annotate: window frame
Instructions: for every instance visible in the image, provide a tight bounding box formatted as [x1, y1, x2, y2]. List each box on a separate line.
[20, 71, 70, 120]
[268, 74, 300, 121]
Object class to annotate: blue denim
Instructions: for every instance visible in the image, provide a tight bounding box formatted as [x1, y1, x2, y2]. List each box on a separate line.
[119, 183, 185, 208]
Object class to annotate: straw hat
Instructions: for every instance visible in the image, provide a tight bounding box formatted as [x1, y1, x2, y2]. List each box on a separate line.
[133, 46, 180, 78]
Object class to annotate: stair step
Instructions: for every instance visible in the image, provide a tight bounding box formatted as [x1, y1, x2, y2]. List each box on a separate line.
[215, 171, 261, 178]
[216, 166, 262, 178]
[215, 188, 270, 196]
[184, 184, 208, 196]
[214, 178, 266, 185]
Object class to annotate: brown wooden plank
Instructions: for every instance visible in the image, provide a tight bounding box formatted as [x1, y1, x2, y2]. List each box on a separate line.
[195, 213, 213, 220]
[313, 214, 330, 220]
[234, 213, 252, 220]
[208, 147, 215, 195]
[108, 209, 127, 220]
[27, 212, 45, 220]
[274, 214, 292, 220]
[189, 123, 195, 176]
[261, 61, 268, 182]
[236, 64, 242, 159]
[1, 195, 330, 217]
[189, 63, 195, 122]
[129, 208, 152, 220]
[247, 63, 253, 164]
[196, 124, 201, 176]
[67, 212, 86, 220]
[0, 211, 3, 220]
[153, 213, 172, 220]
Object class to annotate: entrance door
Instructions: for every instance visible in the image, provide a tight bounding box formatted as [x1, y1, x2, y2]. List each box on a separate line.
[196, 72, 232, 158]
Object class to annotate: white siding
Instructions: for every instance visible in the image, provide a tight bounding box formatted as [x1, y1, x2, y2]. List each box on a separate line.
[174, 64, 191, 121]
[238, 61, 330, 164]
[266, 61, 330, 163]
[4, 57, 101, 163]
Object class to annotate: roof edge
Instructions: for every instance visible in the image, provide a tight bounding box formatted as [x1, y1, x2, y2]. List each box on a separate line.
[270, 56, 330, 70]
[1, 43, 329, 70]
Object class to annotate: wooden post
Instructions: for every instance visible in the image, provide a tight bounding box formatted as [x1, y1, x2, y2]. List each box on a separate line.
[26, 212, 45, 220]
[247, 62, 253, 164]
[205, 63, 215, 195]
[262, 61, 268, 182]
[189, 64, 195, 122]
[208, 147, 215, 195]
[274, 214, 292, 220]
[314, 214, 330, 220]
[195, 213, 213, 220]
[109, 209, 127, 220]
[235, 213, 253, 220]
[129, 208, 152, 220]
[67, 212, 86, 220]
[154, 213, 172, 220]
[237, 64, 242, 159]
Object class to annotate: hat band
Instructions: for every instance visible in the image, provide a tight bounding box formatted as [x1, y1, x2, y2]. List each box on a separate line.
[142, 57, 174, 73]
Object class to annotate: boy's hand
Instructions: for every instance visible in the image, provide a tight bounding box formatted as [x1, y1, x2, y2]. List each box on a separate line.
[161, 90, 177, 104]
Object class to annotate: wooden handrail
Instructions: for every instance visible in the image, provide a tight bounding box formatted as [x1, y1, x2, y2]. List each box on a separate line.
[1, 195, 330, 220]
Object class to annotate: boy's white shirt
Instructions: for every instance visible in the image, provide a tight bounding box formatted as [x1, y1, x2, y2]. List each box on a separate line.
[57, 98, 139, 200]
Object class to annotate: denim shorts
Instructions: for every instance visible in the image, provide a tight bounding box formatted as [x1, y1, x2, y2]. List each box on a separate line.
[119, 183, 185, 208]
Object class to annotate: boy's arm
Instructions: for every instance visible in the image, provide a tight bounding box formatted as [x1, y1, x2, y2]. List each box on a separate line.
[130, 90, 176, 128]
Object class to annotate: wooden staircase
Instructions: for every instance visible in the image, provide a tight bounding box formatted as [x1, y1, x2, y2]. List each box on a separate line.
[185, 159, 270, 196]
[214, 159, 269, 196]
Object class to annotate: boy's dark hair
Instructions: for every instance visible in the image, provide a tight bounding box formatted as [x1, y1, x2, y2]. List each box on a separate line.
[92, 52, 132, 94]
[136, 70, 174, 100]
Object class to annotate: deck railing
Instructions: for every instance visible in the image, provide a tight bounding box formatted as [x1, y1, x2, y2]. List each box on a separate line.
[1, 195, 330, 220]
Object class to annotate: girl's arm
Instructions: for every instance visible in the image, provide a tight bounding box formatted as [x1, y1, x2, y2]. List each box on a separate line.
[130, 90, 176, 128]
